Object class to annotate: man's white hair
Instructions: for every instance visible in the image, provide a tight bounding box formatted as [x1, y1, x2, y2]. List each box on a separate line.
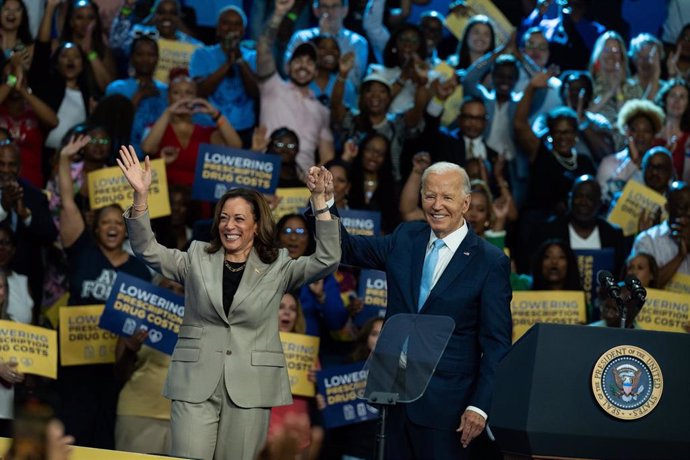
[421, 162, 471, 195]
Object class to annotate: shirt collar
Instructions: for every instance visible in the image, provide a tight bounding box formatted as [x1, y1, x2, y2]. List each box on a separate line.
[427, 220, 469, 253]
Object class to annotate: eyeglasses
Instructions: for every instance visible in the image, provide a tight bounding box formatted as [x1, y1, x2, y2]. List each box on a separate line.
[524, 43, 549, 52]
[281, 227, 307, 236]
[89, 137, 110, 145]
[602, 46, 620, 54]
[397, 35, 420, 45]
[89, 138, 110, 145]
[273, 141, 297, 150]
[131, 28, 160, 40]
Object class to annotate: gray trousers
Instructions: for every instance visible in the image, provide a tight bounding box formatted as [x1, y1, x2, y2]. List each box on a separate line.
[170, 374, 270, 460]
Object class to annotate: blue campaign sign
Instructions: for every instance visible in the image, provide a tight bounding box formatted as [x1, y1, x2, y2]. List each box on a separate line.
[99, 273, 185, 355]
[191, 143, 281, 200]
[574, 248, 615, 310]
[354, 269, 387, 327]
[339, 209, 381, 236]
[317, 362, 379, 429]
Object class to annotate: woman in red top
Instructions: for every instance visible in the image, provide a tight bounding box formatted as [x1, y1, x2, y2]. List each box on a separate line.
[656, 78, 690, 182]
[141, 68, 241, 187]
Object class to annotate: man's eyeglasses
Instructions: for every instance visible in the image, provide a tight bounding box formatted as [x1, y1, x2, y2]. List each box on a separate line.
[89, 138, 111, 145]
[273, 141, 297, 150]
[281, 227, 307, 236]
[131, 28, 160, 40]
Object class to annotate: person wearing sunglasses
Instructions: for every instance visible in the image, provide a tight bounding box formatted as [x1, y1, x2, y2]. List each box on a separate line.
[275, 213, 348, 340]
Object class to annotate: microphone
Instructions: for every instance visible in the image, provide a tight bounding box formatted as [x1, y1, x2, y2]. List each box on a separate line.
[597, 270, 621, 300]
[625, 275, 647, 305]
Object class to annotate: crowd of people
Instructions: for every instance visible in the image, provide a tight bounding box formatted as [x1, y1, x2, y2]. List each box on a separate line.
[0, 0, 689, 459]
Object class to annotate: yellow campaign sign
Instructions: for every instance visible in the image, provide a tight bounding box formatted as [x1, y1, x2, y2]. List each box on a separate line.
[607, 181, 666, 236]
[444, 0, 513, 44]
[510, 291, 587, 342]
[154, 38, 200, 84]
[280, 331, 319, 397]
[666, 273, 690, 295]
[88, 158, 171, 218]
[0, 321, 57, 379]
[635, 288, 690, 333]
[59, 306, 119, 366]
[273, 187, 311, 221]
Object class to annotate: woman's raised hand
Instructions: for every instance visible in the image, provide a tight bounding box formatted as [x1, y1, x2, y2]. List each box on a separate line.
[60, 134, 91, 161]
[116, 145, 151, 196]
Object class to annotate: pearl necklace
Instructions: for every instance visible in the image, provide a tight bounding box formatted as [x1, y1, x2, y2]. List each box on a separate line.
[553, 150, 578, 171]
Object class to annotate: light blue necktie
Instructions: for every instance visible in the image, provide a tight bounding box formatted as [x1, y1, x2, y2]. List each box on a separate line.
[417, 239, 445, 311]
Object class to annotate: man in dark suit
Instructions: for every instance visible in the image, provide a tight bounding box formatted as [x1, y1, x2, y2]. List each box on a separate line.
[424, 96, 500, 167]
[0, 141, 58, 314]
[531, 175, 630, 275]
[316, 162, 512, 459]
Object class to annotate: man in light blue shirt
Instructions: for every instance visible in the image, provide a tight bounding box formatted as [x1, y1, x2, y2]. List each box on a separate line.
[285, 0, 368, 86]
[189, 5, 258, 146]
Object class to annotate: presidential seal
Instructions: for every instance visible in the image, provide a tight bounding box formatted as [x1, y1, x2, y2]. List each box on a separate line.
[591, 345, 663, 420]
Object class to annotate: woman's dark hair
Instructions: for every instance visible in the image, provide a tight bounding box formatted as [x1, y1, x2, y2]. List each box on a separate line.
[559, 70, 594, 102]
[275, 213, 315, 256]
[89, 94, 135, 165]
[206, 189, 279, 264]
[531, 239, 583, 291]
[130, 35, 159, 57]
[347, 132, 399, 233]
[324, 157, 351, 180]
[382, 23, 427, 68]
[92, 204, 124, 236]
[354, 80, 392, 133]
[51, 42, 91, 95]
[545, 106, 579, 133]
[268, 127, 300, 152]
[456, 15, 496, 70]
[622, 252, 659, 289]
[60, 0, 107, 58]
[351, 316, 384, 362]
[656, 78, 690, 132]
[1, 0, 33, 46]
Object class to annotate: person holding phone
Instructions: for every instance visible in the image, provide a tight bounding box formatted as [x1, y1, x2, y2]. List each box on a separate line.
[140, 67, 241, 188]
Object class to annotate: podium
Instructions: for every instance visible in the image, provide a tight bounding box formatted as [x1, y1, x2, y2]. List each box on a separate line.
[490, 324, 690, 460]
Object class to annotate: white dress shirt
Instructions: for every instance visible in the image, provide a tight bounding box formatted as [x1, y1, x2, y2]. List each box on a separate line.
[425, 221, 488, 421]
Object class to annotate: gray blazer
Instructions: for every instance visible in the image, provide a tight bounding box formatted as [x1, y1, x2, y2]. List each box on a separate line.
[125, 210, 341, 407]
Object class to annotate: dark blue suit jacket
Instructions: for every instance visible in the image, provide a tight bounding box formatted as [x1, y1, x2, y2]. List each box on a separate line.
[340, 220, 513, 430]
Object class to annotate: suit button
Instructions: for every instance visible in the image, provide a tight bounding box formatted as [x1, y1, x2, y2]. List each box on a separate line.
[226, 350, 232, 355]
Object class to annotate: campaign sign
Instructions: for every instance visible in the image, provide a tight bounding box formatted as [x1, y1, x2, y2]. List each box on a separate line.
[354, 269, 387, 327]
[317, 362, 379, 429]
[608, 181, 667, 236]
[88, 158, 171, 218]
[510, 291, 587, 342]
[273, 188, 311, 220]
[154, 39, 199, 84]
[99, 273, 185, 355]
[574, 248, 615, 308]
[340, 209, 381, 236]
[0, 321, 57, 379]
[279, 332, 320, 397]
[666, 273, 690, 295]
[635, 288, 690, 333]
[192, 144, 281, 200]
[59, 305, 118, 366]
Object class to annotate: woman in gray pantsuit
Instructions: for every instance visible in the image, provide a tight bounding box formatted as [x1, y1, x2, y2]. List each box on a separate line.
[117, 145, 340, 460]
